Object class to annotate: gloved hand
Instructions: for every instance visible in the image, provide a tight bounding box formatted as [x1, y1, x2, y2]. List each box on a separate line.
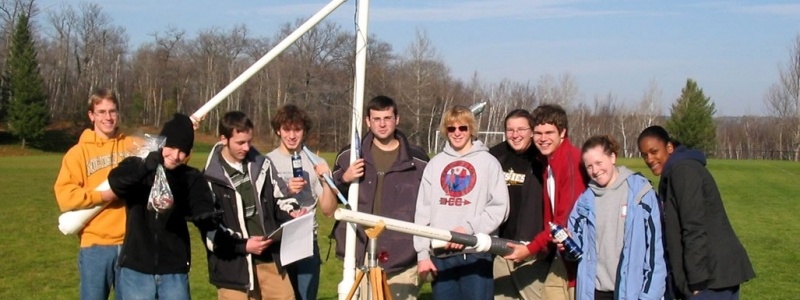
[144, 150, 163, 172]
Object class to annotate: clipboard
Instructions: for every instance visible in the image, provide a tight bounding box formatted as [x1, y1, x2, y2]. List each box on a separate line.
[266, 212, 314, 242]
[267, 227, 283, 241]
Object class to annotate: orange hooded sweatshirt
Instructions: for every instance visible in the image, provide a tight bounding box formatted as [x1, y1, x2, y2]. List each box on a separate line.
[54, 129, 137, 247]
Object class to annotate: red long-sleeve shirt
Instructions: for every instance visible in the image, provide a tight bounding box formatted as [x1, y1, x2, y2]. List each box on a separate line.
[525, 137, 589, 286]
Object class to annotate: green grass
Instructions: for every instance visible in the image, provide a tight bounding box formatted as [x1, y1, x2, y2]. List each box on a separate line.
[0, 155, 797, 299]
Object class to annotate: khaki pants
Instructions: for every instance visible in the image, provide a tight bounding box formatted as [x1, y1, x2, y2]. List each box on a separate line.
[543, 254, 574, 300]
[358, 265, 420, 300]
[493, 254, 549, 300]
[218, 262, 295, 300]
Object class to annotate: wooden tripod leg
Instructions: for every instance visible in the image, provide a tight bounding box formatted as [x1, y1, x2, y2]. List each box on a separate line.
[346, 268, 365, 300]
[381, 268, 393, 300]
[371, 268, 383, 300]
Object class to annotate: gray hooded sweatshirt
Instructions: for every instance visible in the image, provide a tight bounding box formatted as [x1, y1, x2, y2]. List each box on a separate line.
[589, 165, 635, 292]
[414, 140, 510, 261]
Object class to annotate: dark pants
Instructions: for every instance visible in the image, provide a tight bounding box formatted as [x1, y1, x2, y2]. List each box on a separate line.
[595, 290, 614, 300]
[690, 285, 740, 300]
[431, 252, 493, 300]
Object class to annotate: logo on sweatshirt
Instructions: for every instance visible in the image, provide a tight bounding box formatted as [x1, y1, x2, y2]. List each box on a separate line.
[440, 160, 476, 198]
[505, 168, 525, 186]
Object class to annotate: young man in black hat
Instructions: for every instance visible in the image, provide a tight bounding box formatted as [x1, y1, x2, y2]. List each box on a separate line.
[108, 113, 218, 299]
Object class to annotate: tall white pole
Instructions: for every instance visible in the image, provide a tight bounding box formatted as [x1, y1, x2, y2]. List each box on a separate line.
[339, 0, 369, 298]
[190, 0, 348, 121]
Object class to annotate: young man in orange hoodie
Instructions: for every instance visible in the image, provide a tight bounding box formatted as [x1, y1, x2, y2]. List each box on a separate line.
[504, 104, 589, 300]
[54, 89, 137, 299]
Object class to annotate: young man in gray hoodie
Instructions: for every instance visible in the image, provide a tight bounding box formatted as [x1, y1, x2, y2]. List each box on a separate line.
[414, 105, 509, 300]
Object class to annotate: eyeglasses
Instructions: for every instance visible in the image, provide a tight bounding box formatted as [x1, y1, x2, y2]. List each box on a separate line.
[93, 109, 118, 117]
[505, 127, 531, 134]
[446, 125, 469, 133]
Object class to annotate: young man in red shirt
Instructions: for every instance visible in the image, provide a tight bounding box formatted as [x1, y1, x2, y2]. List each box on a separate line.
[504, 104, 589, 300]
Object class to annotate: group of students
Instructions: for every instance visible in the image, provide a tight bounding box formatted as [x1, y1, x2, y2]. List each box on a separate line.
[333, 99, 755, 300]
[412, 103, 756, 300]
[54, 89, 754, 300]
[55, 89, 338, 300]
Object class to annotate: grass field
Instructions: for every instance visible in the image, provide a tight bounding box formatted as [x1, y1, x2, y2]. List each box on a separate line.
[1, 152, 798, 299]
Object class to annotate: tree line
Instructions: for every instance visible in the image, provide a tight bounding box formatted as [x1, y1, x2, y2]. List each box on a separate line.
[0, 1, 798, 160]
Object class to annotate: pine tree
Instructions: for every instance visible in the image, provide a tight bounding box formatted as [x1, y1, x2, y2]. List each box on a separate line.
[666, 79, 717, 156]
[6, 14, 48, 148]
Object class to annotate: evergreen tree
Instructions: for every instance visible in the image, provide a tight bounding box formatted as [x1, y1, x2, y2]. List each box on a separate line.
[666, 79, 717, 156]
[0, 74, 11, 123]
[6, 14, 48, 148]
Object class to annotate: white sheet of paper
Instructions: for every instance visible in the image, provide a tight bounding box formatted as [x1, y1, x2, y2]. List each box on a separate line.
[279, 210, 315, 265]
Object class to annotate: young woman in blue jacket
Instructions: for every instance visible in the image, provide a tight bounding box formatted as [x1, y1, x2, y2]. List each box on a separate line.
[568, 135, 667, 300]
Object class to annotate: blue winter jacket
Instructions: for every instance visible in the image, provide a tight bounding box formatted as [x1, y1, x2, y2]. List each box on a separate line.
[568, 173, 667, 300]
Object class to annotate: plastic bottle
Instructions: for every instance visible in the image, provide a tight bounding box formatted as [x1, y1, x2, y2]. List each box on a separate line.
[549, 221, 583, 261]
[291, 151, 303, 178]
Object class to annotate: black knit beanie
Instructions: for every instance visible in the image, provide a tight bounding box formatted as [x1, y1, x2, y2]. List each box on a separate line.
[159, 113, 194, 154]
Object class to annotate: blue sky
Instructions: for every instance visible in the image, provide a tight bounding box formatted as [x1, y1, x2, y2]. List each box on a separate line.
[38, 0, 800, 116]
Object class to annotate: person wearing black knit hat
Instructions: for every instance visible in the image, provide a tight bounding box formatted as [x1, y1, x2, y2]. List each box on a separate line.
[159, 113, 195, 170]
[107, 113, 219, 299]
[161, 113, 195, 153]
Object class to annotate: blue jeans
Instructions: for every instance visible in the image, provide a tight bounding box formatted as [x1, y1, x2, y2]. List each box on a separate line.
[288, 241, 321, 300]
[431, 252, 494, 300]
[118, 267, 190, 300]
[79, 245, 121, 300]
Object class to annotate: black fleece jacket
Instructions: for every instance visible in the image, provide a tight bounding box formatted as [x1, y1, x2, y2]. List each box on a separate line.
[658, 146, 755, 298]
[489, 142, 544, 241]
[108, 151, 218, 275]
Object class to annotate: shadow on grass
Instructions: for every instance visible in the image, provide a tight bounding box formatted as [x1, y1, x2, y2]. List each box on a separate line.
[0, 125, 84, 153]
[28, 129, 80, 152]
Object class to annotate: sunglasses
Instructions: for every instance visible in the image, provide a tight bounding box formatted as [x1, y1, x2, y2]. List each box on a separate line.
[446, 125, 469, 133]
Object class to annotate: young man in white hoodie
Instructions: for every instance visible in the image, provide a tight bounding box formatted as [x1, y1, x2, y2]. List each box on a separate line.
[414, 105, 509, 300]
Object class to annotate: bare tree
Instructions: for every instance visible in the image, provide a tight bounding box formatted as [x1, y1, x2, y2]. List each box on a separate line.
[764, 34, 800, 160]
[395, 28, 449, 148]
[534, 73, 579, 109]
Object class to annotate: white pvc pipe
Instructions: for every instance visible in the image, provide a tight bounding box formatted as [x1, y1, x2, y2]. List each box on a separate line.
[57, 181, 110, 235]
[335, 208, 453, 242]
[339, 0, 369, 298]
[190, 0, 348, 121]
[301, 145, 348, 205]
[335, 208, 520, 256]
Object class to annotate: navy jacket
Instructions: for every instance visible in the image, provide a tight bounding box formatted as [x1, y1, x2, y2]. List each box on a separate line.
[658, 146, 755, 298]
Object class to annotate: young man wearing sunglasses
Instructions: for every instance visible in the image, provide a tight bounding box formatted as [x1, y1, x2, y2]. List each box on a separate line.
[414, 105, 509, 300]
